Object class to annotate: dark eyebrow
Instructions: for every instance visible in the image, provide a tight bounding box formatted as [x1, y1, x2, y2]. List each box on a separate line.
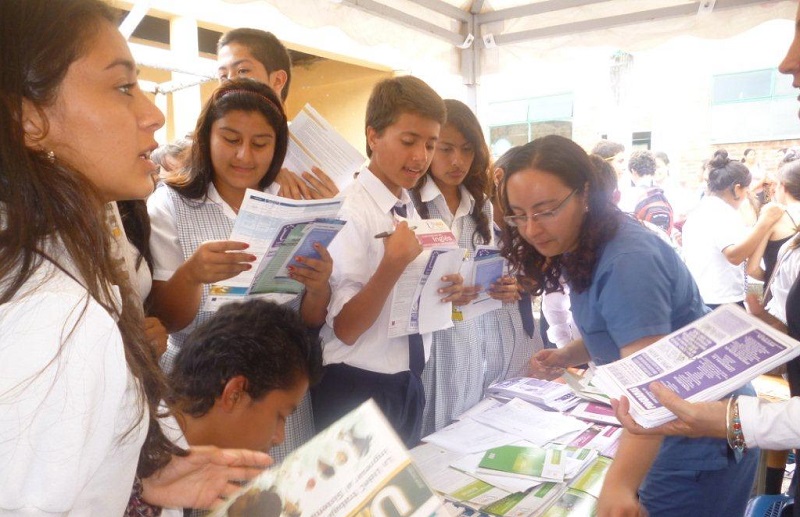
[219, 58, 254, 72]
[218, 126, 274, 139]
[510, 197, 560, 213]
[105, 58, 137, 74]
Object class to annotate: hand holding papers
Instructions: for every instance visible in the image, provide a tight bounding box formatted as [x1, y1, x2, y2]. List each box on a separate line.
[454, 245, 505, 321]
[594, 304, 800, 428]
[387, 219, 465, 337]
[282, 104, 366, 192]
[206, 189, 344, 310]
[210, 400, 447, 517]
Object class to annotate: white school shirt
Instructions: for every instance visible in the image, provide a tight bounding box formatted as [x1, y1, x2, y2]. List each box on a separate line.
[765, 239, 800, 325]
[541, 282, 579, 348]
[320, 166, 433, 374]
[148, 182, 280, 281]
[0, 243, 146, 515]
[739, 395, 800, 450]
[418, 179, 476, 243]
[682, 195, 747, 304]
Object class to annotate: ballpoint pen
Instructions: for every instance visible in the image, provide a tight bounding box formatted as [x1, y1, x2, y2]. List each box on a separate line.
[374, 226, 417, 239]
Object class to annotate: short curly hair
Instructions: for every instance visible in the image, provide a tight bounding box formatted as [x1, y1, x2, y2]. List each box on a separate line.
[628, 150, 657, 177]
[167, 299, 322, 418]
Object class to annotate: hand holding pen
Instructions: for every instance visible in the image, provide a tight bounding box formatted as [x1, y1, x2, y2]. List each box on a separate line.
[374, 226, 417, 239]
[381, 221, 422, 266]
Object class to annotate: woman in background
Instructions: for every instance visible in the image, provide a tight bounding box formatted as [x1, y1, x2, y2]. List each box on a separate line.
[682, 150, 783, 309]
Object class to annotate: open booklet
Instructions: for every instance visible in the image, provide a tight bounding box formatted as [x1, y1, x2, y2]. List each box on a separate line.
[593, 304, 800, 428]
[453, 245, 505, 321]
[205, 189, 345, 311]
[283, 104, 366, 192]
[387, 219, 465, 338]
[209, 399, 449, 517]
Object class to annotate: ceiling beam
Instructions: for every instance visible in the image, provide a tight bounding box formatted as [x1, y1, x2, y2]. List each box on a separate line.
[339, 0, 465, 46]
[412, 0, 471, 22]
[477, 0, 607, 25]
[129, 42, 217, 78]
[491, 0, 772, 46]
[119, 0, 153, 39]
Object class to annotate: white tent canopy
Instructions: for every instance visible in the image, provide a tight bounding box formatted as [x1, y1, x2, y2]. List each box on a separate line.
[118, 0, 795, 96]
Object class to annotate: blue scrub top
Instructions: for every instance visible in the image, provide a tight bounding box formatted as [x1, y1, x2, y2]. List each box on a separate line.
[569, 215, 753, 471]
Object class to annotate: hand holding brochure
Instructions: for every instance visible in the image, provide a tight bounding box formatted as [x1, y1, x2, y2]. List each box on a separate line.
[205, 189, 344, 310]
[593, 304, 800, 428]
[210, 400, 447, 517]
[455, 245, 504, 321]
[283, 104, 366, 191]
[387, 219, 464, 338]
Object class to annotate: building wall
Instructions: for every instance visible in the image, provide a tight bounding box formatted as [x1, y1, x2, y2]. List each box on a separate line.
[288, 59, 393, 155]
[479, 16, 799, 188]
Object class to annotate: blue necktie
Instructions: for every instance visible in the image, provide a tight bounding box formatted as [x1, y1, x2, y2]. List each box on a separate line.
[518, 293, 535, 338]
[391, 203, 424, 376]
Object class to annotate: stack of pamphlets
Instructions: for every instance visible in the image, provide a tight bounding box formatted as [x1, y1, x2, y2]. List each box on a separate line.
[593, 304, 800, 428]
[477, 445, 566, 483]
[487, 377, 581, 412]
[539, 456, 613, 517]
[561, 369, 611, 405]
[211, 399, 448, 517]
[475, 455, 612, 517]
[481, 482, 566, 517]
[569, 401, 619, 426]
[559, 423, 622, 459]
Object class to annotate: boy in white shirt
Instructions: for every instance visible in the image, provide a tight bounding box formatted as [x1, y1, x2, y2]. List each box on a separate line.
[313, 76, 463, 446]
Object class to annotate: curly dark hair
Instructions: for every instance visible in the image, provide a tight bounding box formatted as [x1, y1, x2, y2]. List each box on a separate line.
[167, 299, 323, 418]
[411, 99, 492, 246]
[500, 135, 622, 295]
[167, 78, 288, 200]
[628, 150, 657, 177]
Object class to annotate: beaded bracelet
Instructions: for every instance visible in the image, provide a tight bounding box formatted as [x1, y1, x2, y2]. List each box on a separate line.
[726, 395, 747, 461]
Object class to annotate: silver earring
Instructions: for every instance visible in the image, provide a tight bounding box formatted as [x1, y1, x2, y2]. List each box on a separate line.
[46, 150, 55, 162]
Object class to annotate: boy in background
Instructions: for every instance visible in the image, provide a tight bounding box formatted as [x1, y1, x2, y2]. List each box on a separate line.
[313, 76, 463, 447]
[216, 28, 337, 199]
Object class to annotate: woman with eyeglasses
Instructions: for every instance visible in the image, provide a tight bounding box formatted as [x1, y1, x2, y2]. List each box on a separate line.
[500, 135, 758, 517]
[682, 150, 784, 310]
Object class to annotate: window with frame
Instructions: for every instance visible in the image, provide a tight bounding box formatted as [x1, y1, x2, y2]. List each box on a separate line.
[488, 93, 573, 157]
[711, 68, 799, 143]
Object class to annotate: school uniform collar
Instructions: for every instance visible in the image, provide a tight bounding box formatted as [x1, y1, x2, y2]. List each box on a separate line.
[419, 178, 475, 216]
[357, 165, 413, 214]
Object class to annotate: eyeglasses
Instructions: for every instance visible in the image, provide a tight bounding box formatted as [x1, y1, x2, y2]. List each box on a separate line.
[503, 188, 579, 227]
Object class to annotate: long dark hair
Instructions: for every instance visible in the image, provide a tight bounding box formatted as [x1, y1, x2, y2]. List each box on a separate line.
[0, 0, 177, 477]
[411, 99, 492, 246]
[167, 78, 288, 200]
[500, 135, 621, 295]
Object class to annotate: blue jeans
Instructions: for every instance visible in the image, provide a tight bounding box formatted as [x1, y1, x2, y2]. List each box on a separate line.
[639, 447, 759, 516]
